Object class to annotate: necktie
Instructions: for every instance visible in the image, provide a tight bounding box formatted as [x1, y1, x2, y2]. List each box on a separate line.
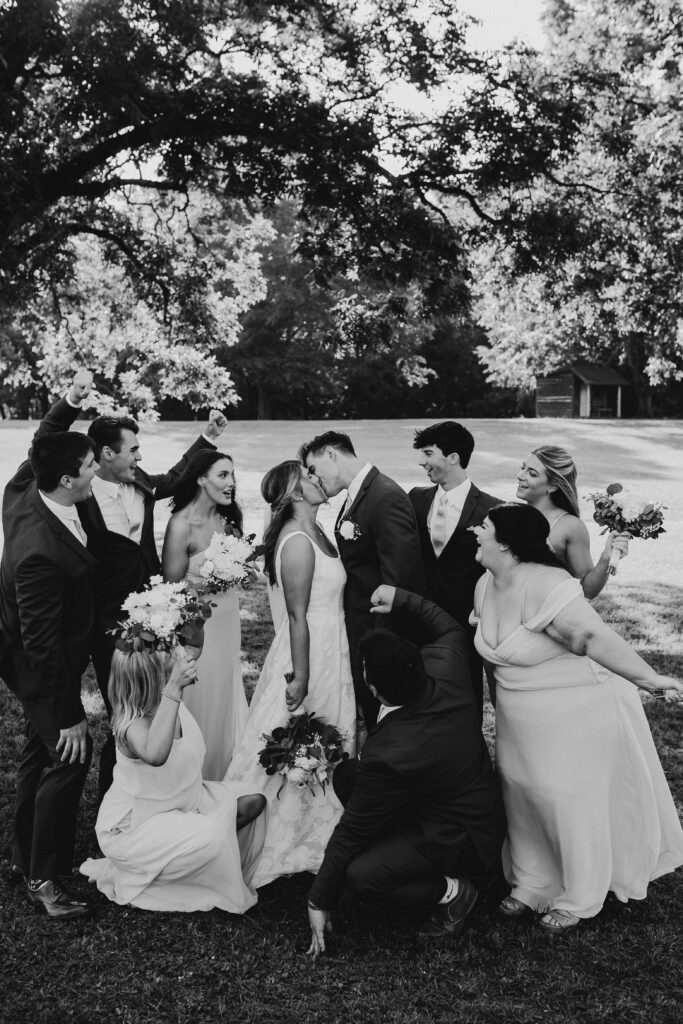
[430, 492, 450, 557]
[73, 517, 88, 546]
[117, 487, 139, 540]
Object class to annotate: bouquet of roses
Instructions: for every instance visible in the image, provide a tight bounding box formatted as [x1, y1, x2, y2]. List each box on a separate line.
[112, 576, 213, 653]
[587, 482, 666, 575]
[258, 690, 350, 797]
[199, 531, 257, 593]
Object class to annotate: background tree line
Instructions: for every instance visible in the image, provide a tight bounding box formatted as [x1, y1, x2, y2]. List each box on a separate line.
[1, 0, 682, 419]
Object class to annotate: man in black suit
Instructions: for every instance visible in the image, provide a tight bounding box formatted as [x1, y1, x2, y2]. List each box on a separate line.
[300, 432, 424, 729]
[42, 390, 227, 800]
[0, 429, 98, 920]
[409, 421, 501, 715]
[306, 586, 506, 956]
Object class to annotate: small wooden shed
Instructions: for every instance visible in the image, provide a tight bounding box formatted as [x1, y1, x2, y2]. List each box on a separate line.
[536, 361, 629, 418]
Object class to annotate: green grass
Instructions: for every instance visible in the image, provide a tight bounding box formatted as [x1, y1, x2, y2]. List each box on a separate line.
[1, 578, 682, 1024]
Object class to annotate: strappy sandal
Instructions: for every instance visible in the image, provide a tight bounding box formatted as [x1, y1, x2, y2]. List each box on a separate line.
[498, 896, 533, 918]
[538, 909, 580, 934]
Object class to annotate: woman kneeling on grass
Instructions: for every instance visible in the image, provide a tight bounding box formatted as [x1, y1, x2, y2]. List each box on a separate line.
[81, 648, 266, 913]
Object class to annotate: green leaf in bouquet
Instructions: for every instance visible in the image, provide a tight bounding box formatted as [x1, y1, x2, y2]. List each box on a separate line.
[606, 483, 623, 495]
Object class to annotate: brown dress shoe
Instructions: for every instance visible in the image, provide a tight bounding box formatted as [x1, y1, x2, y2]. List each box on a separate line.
[26, 880, 90, 921]
[418, 878, 478, 938]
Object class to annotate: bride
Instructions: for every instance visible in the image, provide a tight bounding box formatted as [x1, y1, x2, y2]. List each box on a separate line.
[227, 460, 356, 888]
[162, 450, 248, 780]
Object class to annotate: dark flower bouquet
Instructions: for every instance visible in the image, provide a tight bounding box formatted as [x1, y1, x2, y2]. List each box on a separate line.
[258, 689, 350, 797]
[587, 482, 666, 575]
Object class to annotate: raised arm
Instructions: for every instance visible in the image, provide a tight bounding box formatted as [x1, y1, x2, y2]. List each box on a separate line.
[34, 369, 94, 438]
[560, 518, 630, 600]
[149, 410, 226, 499]
[280, 534, 315, 712]
[123, 658, 197, 765]
[371, 586, 459, 647]
[161, 515, 192, 583]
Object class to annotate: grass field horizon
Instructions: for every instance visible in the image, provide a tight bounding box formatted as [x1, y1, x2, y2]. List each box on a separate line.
[1, 417, 682, 1023]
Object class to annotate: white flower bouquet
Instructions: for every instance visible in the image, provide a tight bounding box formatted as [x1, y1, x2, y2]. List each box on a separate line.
[113, 576, 213, 652]
[587, 483, 666, 575]
[199, 531, 256, 592]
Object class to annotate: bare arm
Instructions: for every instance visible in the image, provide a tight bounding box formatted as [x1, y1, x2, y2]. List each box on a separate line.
[161, 515, 191, 583]
[123, 659, 197, 765]
[561, 519, 629, 600]
[280, 535, 315, 711]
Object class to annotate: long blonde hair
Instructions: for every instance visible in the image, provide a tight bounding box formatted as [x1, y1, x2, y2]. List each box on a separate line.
[109, 648, 166, 743]
[531, 445, 580, 517]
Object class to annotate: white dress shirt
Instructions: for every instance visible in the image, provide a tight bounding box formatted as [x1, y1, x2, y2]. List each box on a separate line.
[427, 478, 471, 548]
[343, 462, 373, 515]
[377, 702, 403, 723]
[91, 476, 144, 544]
[39, 492, 87, 545]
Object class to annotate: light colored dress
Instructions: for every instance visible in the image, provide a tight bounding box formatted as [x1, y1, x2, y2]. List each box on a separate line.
[80, 705, 266, 912]
[473, 570, 683, 918]
[183, 549, 249, 780]
[227, 530, 356, 888]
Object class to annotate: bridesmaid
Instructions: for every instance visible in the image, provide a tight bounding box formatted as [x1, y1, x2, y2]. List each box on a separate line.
[162, 450, 248, 780]
[516, 445, 630, 598]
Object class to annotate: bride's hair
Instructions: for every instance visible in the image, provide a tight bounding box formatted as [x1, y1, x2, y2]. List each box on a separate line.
[531, 445, 580, 517]
[488, 503, 564, 568]
[261, 460, 304, 585]
[108, 648, 167, 744]
[169, 450, 243, 532]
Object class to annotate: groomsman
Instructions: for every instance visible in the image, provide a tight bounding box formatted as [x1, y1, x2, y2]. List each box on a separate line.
[306, 587, 506, 956]
[38, 380, 228, 801]
[300, 431, 424, 729]
[409, 422, 500, 715]
[0, 427, 98, 919]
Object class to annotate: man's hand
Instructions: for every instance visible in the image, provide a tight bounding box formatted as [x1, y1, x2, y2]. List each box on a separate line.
[68, 369, 94, 407]
[370, 584, 397, 615]
[306, 906, 332, 959]
[205, 409, 228, 441]
[56, 718, 89, 764]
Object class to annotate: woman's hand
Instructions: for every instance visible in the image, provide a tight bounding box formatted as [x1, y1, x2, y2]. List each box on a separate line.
[653, 675, 683, 703]
[168, 657, 198, 692]
[602, 530, 631, 561]
[285, 674, 308, 712]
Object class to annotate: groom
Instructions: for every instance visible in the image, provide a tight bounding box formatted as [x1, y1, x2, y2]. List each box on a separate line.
[299, 431, 424, 729]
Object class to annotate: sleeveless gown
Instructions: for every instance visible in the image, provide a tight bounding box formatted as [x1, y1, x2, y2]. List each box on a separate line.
[183, 549, 248, 780]
[473, 571, 683, 918]
[227, 530, 356, 888]
[80, 705, 266, 912]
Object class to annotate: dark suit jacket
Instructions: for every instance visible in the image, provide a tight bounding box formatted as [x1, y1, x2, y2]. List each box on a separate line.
[334, 467, 424, 676]
[308, 591, 506, 910]
[39, 398, 215, 626]
[409, 482, 501, 629]
[0, 476, 96, 730]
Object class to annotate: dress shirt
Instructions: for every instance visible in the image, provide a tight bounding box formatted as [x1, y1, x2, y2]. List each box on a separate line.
[377, 702, 403, 723]
[91, 476, 144, 544]
[427, 478, 471, 548]
[343, 462, 373, 515]
[39, 492, 87, 545]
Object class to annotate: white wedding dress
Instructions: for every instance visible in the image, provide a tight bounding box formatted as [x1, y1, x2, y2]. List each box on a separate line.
[227, 530, 356, 887]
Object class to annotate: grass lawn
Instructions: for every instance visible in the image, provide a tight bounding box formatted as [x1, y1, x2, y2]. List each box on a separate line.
[1, 418, 682, 1023]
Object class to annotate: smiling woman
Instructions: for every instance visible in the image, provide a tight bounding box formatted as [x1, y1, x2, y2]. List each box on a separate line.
[161, 450, 249, 780]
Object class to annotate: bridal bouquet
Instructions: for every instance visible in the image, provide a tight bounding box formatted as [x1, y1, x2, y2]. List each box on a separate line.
[587, 482, 666, 574]
[199, 531, 256, 592]
[113, 576, 213, 653]
[258, 696, 350, 797]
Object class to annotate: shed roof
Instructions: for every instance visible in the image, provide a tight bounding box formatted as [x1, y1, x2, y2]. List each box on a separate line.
[569, 361, 629, 387]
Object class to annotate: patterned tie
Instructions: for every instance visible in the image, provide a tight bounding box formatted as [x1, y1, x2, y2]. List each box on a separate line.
[430, 492, 450, 557]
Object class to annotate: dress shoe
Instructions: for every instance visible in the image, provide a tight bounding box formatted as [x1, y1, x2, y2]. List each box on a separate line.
[418, 878, 478, 938]
[538, 909, 580, 935]
[26, 879, 90, 921]
[499, 895, 533, 919]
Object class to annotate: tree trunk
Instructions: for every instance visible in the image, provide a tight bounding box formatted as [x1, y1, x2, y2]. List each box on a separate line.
[623, 333, 653, 417]
[256, 382, 271, 420]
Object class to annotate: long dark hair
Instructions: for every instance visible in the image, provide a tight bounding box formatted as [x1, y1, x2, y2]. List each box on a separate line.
[169, 450, 243, 532]
[488, 503, 564, 568]
[261, 460, 303, 585]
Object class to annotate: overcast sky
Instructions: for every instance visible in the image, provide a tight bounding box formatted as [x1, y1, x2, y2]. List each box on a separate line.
[458, 0, 546, 50]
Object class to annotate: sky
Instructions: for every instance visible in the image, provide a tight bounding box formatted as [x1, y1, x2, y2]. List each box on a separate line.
[457, 0, 547, 50]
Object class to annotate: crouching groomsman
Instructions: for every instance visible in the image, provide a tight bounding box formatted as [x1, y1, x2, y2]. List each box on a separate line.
[306, 587, 506, 956]
[0, 430, 98, 920]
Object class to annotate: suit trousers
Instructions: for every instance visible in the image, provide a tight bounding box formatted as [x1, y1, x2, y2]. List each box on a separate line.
[13, 700, 92, 880]
[91, 628, 117, 805]
[332, 759, 476, 916]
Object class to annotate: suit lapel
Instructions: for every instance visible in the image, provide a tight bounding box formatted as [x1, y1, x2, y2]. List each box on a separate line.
[33, 496, 97, 569]
[343, 467, 379, 522]
[451, 483, 482, 536]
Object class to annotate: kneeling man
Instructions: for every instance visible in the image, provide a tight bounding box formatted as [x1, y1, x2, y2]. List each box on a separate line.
[306, 587, 506, 955]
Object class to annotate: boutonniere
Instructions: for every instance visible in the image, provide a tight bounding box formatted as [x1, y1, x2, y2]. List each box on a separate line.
[339, 519, 362, 541]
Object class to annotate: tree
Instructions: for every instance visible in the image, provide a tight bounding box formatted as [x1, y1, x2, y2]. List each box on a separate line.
[472, 0, 683, 414]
